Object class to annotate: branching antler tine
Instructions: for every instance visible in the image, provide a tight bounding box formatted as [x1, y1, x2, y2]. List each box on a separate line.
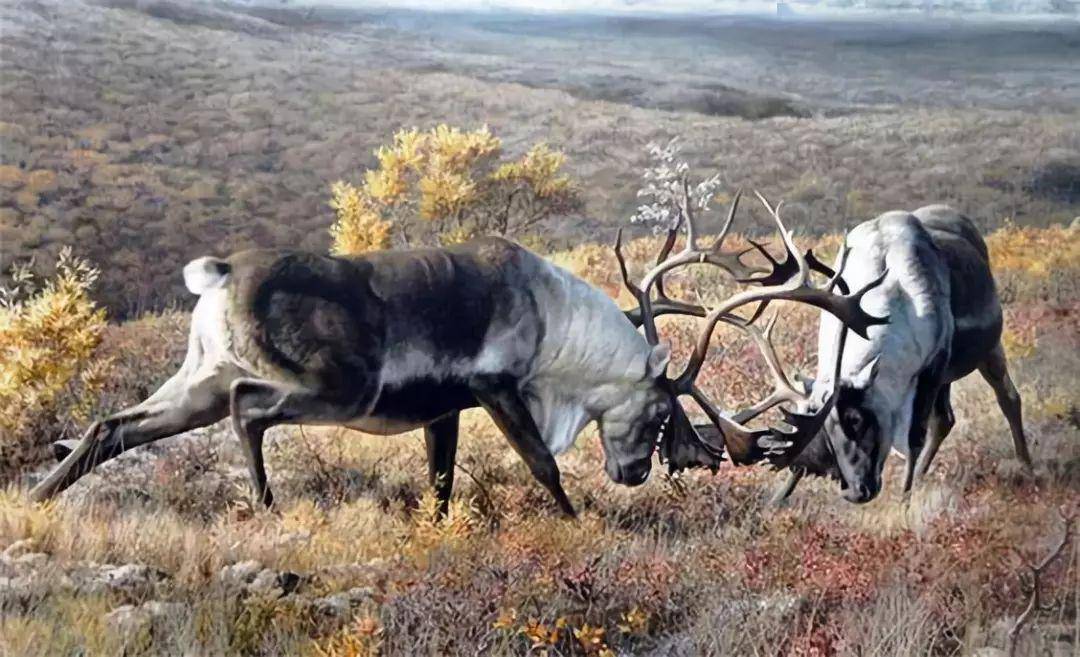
[717, 260, 889, 341]
[761, 308, 779, 339]
[659, 400, 725, 473]
[747, 239, 779, 267]
[689, 385, 770, 466]
[711, 187, 743, 251]
[615, 228, 661, 344]
[753, 188, 776, 216]
[726, 312, 807, 424]
[744, 299, 771, 326]
[737, 238, 794, 287]
[614, 229, 643, 298]
[824, 246, 850, 293]
[654, 216, 684, 299]
[625, 298, 708, 327]
[763, 393, 838, 469]
[805, 248, 851, 294]
[829, 267, 889, 339]
[756, 191, 809, 287]
[831, 309, 850, 388]
[657, 217, 683, 267]
[672, 309, 746, 391]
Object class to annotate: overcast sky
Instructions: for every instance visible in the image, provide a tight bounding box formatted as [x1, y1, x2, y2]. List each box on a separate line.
[322, 0, 781, 11]
[299, 0, 1078, 17]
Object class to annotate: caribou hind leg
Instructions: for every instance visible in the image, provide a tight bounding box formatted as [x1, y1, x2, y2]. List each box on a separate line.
[978, 343, 1034, 471]
[470, 375, 576, 518]
[913, 383, 955, 480]
[424, 412, 460, 518]
[228, 378, 372, 508]
[29, 364, 236, 502]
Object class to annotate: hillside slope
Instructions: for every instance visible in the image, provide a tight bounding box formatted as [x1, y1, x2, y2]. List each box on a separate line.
[0, 0, 1077, 313]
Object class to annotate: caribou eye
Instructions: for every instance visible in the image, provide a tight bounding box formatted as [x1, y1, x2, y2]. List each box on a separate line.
[842, 407, 865, 436]
[658, 400, 672, 420]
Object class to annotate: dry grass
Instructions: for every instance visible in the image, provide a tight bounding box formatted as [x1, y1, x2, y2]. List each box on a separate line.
[1, 225, 1077, 656]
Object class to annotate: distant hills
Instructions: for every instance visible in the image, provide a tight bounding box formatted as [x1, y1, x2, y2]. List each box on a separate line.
[0, 0, 1076, 316]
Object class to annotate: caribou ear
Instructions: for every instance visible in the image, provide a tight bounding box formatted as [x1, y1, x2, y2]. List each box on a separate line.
[647, 343, 671, 379]
[849, 356, 880, 388]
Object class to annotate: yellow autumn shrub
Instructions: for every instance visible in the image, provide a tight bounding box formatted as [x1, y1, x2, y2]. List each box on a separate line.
[986, 221, 1079, 303]
[328, 181, 392, 256]
[0, 248, 109, 475]
[329, 125, 581, 254]
[986, 222, 1079, 276]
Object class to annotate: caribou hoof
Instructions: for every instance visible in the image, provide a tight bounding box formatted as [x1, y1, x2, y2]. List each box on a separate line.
[52, 439, 81, 462]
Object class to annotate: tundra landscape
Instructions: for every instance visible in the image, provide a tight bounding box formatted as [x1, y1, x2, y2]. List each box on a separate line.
[0, 1, 1078, 655]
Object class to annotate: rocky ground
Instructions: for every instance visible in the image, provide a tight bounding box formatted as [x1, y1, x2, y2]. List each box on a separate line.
[0, 0, 1078, 314]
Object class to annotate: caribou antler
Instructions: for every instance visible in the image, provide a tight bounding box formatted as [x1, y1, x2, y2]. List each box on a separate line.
[616, 186, 761, 341]
[615, 184, 888, 471]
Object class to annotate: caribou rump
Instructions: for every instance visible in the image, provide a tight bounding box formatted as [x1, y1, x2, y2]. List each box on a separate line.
[774, 205, 1034, 504]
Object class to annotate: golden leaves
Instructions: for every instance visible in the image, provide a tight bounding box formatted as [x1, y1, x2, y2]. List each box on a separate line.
[310, 615, 384, 657]
[492, 143, 573, 198]
[407, 489, 477, 553]
[328, 181, 392, 256]
[522, 617, 562, 650]
[573, 623, 614, 656]
[617, 606, 649, 635]
[0, 248, 108, 472]
[418, 168, 477, 221]
[491, 608, 518, 631]
[329, 124, 579, 253]
[987, 221, 1078, 277]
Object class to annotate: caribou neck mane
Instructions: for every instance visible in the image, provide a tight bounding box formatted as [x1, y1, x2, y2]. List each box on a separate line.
[522, 258, 657, 454]
[817, 211, 953, 444]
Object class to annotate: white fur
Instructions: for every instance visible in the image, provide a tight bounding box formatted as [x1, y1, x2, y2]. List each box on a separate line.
[521, 258, 659, 453]
[816, 211, 953, 454]
[183, 257, 230, 295]
[377, 345, 473, 388]
[191, 288, 260, 376]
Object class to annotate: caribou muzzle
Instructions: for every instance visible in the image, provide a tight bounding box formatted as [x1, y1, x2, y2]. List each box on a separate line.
[607, 456, 652, 486]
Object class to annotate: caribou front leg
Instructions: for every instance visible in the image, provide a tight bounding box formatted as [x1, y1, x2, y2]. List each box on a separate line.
[30, 364, 236, 502]
[770, 466, 806, 506]
[913, 384, 955, 480]
[470, 375, 576, 518]
[902, 355, 947, 498]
